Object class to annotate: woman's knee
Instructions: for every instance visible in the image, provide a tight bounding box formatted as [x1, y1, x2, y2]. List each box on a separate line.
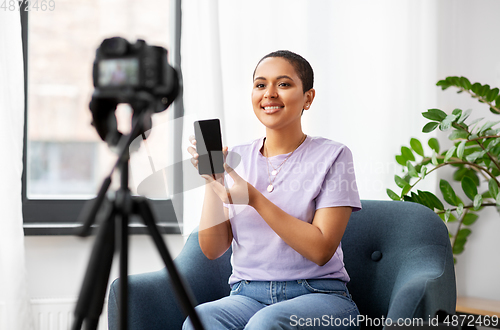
[245, 306, 292, 330]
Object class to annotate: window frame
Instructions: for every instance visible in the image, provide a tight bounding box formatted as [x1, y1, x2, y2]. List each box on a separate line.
[20, 0, 184, 235]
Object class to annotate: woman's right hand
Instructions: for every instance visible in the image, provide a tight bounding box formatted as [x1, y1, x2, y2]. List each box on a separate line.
[187, 135, 229, 181]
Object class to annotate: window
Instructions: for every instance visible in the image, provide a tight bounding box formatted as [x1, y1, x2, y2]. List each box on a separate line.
[21, 0, 183, 235]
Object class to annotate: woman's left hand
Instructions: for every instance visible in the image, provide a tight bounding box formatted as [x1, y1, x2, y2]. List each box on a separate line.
[202, 164, 254, 205]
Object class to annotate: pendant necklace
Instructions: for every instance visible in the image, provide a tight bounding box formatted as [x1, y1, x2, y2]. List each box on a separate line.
[264, 134, 306, 193]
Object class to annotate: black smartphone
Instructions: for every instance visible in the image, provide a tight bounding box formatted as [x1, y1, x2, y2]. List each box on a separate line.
[194, 119, 224, 175]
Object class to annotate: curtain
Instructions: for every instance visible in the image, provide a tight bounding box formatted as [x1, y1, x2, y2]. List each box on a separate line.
[0, 10, 35, 330]
[180, 0, 439, 235]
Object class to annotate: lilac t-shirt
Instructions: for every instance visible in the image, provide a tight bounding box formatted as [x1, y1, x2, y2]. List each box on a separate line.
[224, 135, 362, 285]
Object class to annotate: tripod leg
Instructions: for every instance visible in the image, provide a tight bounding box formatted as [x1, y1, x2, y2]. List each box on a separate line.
[135, 198, 205, 330]
[72, 200, 116, 330]
[117, 208, 129, 330]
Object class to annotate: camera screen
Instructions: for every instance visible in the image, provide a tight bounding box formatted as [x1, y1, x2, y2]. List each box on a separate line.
[98, 58, 139, 87]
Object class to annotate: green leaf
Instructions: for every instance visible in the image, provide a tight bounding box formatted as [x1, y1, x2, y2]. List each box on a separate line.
[407, 161, 419, 178]
[428, 137, 440, 153]
[479, 120, 500, 134]
[394, 175, 408, 189]
[463, 169, 480, 186]
[465, 150, 485, 162]
[440, 211, 456, 223]
[461, 176, 478, 200]
[395, 155, 406, 166]
[482, 190, 492, 199]
[421, 165, 427, 179]
[459, 77, 472, 90]
[431, 151, 438, 166]
[444, 209, 451, 222]
[410, 138, 424, 156]
[468, 117, 484, 130]
[486, 88, 499, 103]
[457, 228, 472, 239]
[471, 82, 482, 94]
[401, 146, 415, 162]
[402, 184, 412, 196]
[453, 167, 467, 181]
[437, 78, 452, 90]
[422, 108, 447, 121]
[449, 76, 461, 87]
[423, 122, 439, 133]
[448, 130, 469, 140]
[479, 84, 491, 97]
[440, 114, 457, 131]
[473, 194, 483, 211]
[490, 107, 500, 115]
[453, 240, 465, 255]
[457, 140, 466, 159]
[387, 189, 400, 201]
[456, 203, 464, 218]
[462, 213, 478, 226]
[440, 179, 459, 206]
[419, 190, 444, 211]
[452, 108, 462, 117]
[444, 146, 456, 162]
[496, 192, 500, 207]
[411, 191, 428, 208]
[489, 179, 499, 199]
[457, 109, 472, 124]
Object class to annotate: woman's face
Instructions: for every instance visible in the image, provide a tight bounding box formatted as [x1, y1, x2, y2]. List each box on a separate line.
[252, 57, 314, 132]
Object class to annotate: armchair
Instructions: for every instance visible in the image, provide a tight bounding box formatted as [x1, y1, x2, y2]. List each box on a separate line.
[108, 200, 456, 329]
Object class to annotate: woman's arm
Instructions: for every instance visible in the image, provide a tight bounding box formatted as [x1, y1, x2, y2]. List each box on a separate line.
[187, 137, 232, 260]
[208, 164, 352, 266]
[198, 181, 233, 260]
[250, 189, 351, 266]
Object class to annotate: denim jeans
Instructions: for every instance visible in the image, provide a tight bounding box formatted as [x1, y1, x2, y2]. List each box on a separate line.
[182, 279, 360, 330]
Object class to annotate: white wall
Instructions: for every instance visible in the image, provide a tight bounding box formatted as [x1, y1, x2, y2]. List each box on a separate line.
[24, 233, 184, 326]
[435, 0, 500, 300]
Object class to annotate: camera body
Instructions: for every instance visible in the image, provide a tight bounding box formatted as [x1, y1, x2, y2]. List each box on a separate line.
[92, 37, 179, 113]
[90, 37, 180, 146]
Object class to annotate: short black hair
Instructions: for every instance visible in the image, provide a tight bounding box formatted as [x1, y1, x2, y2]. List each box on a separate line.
[253, 50, 314, 93]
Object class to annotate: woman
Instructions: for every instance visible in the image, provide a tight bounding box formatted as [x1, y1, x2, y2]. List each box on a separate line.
[185, 50, 362, 330]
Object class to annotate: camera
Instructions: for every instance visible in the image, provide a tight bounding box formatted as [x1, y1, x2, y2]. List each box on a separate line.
[90, 37, 180, 146]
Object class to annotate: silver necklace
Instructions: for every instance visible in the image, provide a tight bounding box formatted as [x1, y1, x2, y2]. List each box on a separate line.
[264, 134, 306, 193]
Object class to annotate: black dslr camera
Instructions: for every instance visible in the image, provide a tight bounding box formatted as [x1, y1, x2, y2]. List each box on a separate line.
[90, 37, 180, 146]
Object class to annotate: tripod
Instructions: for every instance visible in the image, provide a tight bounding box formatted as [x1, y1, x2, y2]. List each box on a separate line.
[71, 111, 204, 330]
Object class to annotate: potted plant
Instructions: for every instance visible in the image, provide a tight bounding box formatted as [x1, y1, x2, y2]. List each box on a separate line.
[387, 76, 500, 262]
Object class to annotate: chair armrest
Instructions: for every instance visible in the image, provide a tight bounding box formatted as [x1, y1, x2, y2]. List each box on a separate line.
[108, 232, 232, 330]
[387, 244, 456, 322]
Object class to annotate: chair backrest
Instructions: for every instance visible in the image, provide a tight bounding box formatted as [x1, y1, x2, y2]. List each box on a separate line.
[341, 200, 455, 320]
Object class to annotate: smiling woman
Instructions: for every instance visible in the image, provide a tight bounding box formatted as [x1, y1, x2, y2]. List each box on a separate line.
[185, 50, 362, 330]
[252, 55, 315, 142]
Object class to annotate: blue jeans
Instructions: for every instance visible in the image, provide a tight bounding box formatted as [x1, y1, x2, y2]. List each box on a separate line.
[182, 279, 360, 330]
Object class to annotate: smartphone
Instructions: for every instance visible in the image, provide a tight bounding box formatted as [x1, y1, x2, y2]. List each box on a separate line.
[194, 119, 224, 175]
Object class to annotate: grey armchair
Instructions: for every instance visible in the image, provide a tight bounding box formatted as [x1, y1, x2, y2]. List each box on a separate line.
[108, 200, 457, 329]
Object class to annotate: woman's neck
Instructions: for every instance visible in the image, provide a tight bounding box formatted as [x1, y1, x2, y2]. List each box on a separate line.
[263, 130, 306, 157]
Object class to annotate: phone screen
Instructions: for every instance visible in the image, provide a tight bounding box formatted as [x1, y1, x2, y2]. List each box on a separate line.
[194, 119, 224, 175]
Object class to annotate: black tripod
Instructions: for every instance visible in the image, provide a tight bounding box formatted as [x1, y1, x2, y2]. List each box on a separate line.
[71, 111, 204, 330]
